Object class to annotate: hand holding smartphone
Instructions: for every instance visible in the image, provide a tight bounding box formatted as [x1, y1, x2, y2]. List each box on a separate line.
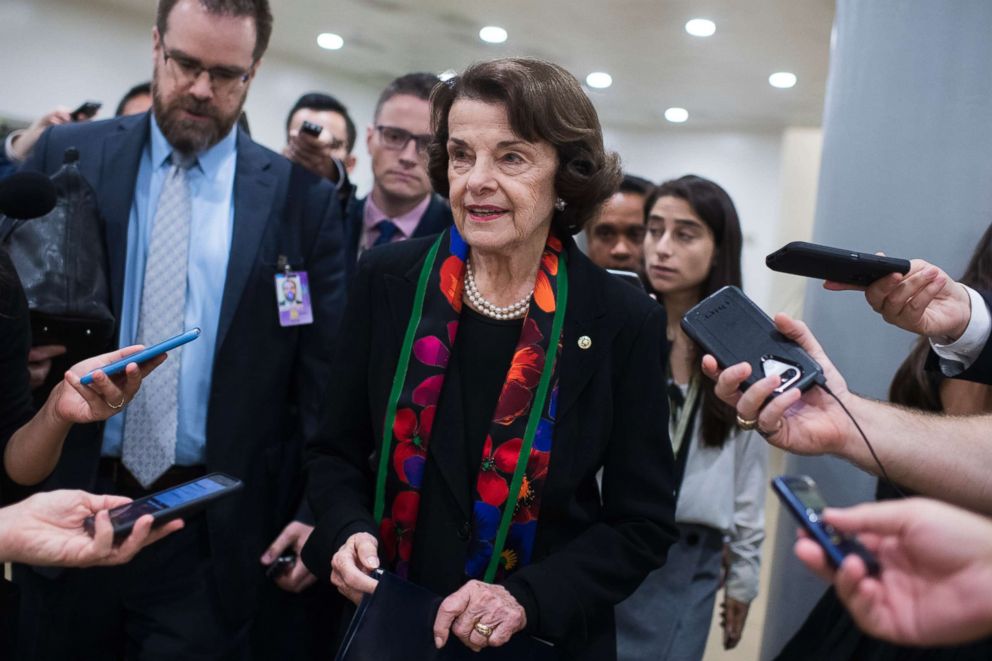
[766, 241, 910, 287]
[773, 475, 880, 575]
[84, 472, 243, 542]
[681, 286, 824, 395]
[80, 328, 200, 385]
[70, 101, 102, 122]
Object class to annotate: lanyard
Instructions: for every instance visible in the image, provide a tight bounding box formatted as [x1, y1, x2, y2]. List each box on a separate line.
[669, 377, 700, 457]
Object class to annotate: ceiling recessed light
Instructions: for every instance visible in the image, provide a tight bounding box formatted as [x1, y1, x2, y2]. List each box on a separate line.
[316, 32, 344, 50]
[769, 72, 797, 89]
[479, 26, 508, 44]
[585, 72, 613, 89]
[685, 18, 716, 37]
[439, 69, 457, 82]
[664, 107, 689, 123]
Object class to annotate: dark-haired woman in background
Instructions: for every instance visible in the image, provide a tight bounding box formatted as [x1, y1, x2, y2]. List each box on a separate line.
[301, 58, 678, 659]
[616, 175, 768, 660]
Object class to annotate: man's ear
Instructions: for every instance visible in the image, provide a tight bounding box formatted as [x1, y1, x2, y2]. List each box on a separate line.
[366, 124, 374, 156]
[345, 154, 357, 174]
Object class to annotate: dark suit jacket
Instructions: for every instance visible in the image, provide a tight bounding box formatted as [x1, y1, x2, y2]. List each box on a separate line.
[343, 193, 453, 282]
[302, 235, 678, 660]
[948, 289, 992, 385]
[22, 112, 346, 621]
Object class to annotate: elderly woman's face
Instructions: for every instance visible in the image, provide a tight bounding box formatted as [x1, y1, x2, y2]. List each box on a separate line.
[446, 99, 559, 255]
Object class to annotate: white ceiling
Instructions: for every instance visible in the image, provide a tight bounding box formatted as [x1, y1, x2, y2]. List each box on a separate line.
[91, 0, 835, 131]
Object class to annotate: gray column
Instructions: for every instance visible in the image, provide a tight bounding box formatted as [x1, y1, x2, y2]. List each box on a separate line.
[761, 1, 992, 657]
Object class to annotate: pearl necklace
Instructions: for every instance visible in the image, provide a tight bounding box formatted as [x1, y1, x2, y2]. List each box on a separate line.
[463, 259, 533, 320]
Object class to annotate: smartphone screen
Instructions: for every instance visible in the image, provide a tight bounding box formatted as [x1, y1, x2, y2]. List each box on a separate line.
[85, 473, 242, 540]
[773, 475, 880, 575]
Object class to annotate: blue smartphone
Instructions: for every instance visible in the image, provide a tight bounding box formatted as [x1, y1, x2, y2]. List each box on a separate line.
[80, 328, 201, 385]
[772, 475, 880, 576]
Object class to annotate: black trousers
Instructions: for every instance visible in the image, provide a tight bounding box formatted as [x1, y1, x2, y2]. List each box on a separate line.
[13, 515, 250, 661]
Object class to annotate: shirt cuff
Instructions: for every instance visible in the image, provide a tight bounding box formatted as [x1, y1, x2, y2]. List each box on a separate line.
[931, 285, 991, 374]
[4, 130, 26, 164]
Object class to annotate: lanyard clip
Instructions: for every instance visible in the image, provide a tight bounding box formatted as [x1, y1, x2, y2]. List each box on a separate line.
[276, 254, 291, 275]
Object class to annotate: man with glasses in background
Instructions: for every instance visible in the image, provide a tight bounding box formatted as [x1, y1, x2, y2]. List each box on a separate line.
[16, 0, 345, 657]
[344, 72, 453, 280]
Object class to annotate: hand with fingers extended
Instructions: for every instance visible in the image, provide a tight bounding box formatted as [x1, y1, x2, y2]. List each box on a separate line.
[825, 259, 971, 343]
[0, 490, 183, 566]
[702, 313, 856, 456]
[794, 498, 992, 647]
[4, 344, 170, 486]
[330, 532, 381, 605]
[49, 345, 166, 425]
[433, 580, 527, 652]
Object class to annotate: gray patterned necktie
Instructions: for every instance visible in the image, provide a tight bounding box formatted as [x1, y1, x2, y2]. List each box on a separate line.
[122, 152, 195, 487]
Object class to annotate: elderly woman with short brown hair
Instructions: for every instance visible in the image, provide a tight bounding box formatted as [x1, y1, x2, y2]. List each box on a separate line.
[301, 57, 677, 659]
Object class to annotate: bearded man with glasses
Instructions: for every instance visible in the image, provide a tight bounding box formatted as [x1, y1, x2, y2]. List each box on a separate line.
[342, 72, 454, 282]
[16, 0, 346, 658]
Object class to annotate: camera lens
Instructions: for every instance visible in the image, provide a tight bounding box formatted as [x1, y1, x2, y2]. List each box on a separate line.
[780, 368, 798, 381]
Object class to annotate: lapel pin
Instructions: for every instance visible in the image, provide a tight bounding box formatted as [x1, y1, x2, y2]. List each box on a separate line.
[578, 335, 592, 350]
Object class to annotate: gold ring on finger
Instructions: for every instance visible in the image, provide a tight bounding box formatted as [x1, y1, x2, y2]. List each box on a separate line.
[735, 414, 758, 431]
[473, 622, 495, 638]
[757, 418, 783, 438]
[106, 396, 127, 410]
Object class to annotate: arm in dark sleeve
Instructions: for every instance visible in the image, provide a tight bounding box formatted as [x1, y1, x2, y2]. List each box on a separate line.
[300, 253, 379, 578]
[503, 305, 679, 642]
[0, 253, 36, 503]
[290, 176, 347, 526]
[927, 289, 992, 385]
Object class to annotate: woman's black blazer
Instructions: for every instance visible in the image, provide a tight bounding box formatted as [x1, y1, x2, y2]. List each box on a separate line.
[302, 235, 678, 659]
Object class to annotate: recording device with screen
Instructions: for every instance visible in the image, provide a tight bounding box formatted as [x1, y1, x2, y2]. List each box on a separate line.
[80, 328, 200, 385]
[681, 286, 824, 395]
[300, 120, 323, 137]
[766, 241, 911, 287]
[773, 475, 880, 575]
[84, 472, 243, 541]
[70, 101, 102, 121]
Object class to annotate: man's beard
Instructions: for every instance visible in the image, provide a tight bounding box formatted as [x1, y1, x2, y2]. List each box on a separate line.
[152, 79, 244, 155]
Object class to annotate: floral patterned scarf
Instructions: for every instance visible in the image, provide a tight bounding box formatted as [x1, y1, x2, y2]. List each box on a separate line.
[374, 226, 567, 583]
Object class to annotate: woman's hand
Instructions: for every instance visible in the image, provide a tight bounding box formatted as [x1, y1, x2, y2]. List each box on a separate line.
[329, 532, 380, 604]
[720, 596, 750, 649]
[702, 313, 856, 457]
[0, 490, 183, 567]
[48, 345, 165, 425]
[433, 580, 527, 651]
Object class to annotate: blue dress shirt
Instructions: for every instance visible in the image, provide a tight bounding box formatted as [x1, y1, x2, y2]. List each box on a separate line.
[103, 116, 236, 465]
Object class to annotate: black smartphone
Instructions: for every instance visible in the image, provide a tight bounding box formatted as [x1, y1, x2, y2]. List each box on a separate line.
[265, 551, 296, 579]
[773, 475, 880, 575]
[606, 268, 645, 291]
[300, 120, 323, 137]
[766, 241, 911, 287]
[70, 101, 102, 121]
[84, 472, 243, 542]
[681, 286, 824, 394]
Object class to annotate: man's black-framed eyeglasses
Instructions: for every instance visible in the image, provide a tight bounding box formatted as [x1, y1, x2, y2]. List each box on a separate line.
[375, 125, 432, 154]
[161, 38, 253, 92]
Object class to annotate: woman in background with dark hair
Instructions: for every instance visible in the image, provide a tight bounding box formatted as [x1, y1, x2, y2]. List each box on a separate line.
[616, 175, 768, 660]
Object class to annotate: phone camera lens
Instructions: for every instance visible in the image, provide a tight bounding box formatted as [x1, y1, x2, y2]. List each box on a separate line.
[781, 368, 798, 381]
